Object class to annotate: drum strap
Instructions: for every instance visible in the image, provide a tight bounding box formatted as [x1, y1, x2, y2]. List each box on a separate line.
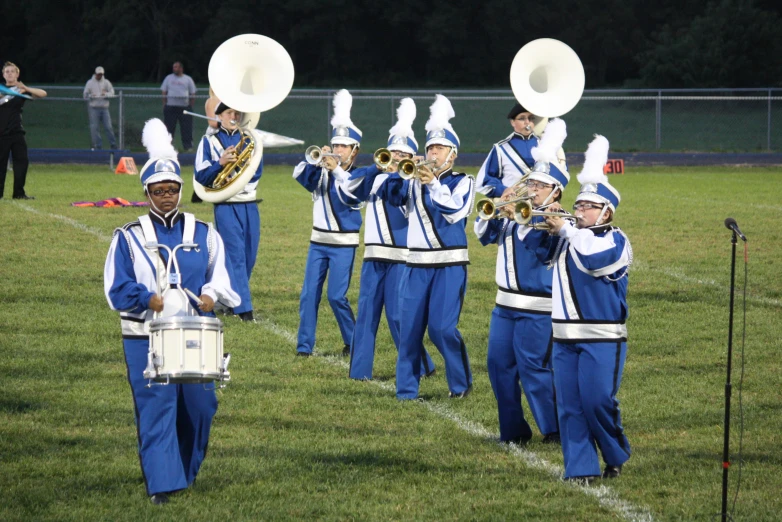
[138, 213, 197, 248]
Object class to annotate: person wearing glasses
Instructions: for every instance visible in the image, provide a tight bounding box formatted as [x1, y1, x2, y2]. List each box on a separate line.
[543, 135, 633, 484]
[104, 119, 240, 505]
[476, 103, 566, 199]
[474, 118, 569, 446]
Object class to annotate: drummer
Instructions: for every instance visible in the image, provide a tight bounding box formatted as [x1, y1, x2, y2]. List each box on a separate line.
[103, 119, 240, 505]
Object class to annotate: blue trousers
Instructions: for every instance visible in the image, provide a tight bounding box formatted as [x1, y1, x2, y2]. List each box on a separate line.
[214, 203, 260, 314]
[87, 106, 116, 149]
[553, 341, 631, 478]
[487, 306, 558, 441]
[349, 260, 435, 380]
[396, 265, 471, 399]
[123, 338, 217, 496]
[297, 243, 357, 354]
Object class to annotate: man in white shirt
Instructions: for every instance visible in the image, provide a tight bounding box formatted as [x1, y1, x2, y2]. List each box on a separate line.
[161, 61, 196, 151]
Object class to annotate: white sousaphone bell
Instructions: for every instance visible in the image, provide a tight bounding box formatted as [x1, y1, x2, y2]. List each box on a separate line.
[510, 38, 585, 120]
[194, 34, 295, 203]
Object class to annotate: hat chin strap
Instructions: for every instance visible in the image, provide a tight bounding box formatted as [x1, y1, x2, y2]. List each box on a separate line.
[539, 187, 561, 208]
[434, 148, 456, 177]
[147, 189, 182, 223]
[594, 206, 611, 227]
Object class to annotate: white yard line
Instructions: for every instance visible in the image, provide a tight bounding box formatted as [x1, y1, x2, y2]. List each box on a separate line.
[12, 201, 114, 242]
[265, 323, 654, 522]
[16, 206, 660, 520]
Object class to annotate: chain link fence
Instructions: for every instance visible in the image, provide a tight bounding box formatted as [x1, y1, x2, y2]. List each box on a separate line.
[23, 87, 782, 154]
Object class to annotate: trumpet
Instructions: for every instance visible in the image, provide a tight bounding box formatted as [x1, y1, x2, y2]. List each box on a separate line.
[513, 200, 577, 229]
[305, 145, 341, 167]
[475, 196, 533, 221]
[373, 148, 395, 170]
[398, 159, 436, 180]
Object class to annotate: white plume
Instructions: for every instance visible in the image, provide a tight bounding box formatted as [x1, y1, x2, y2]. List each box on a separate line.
[142, 118, 178, 161]
[389, 97, 416, 138]
[330, 89, 354, 128]
[425, 94, 455, 133]
[531, 118, 567, 164]
[577, 134, 610, 185]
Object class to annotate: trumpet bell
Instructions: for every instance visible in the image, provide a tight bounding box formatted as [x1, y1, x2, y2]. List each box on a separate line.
[510, 38, 585, 118]
[374, 148, 393, 170]
[209, 34, 295, 113]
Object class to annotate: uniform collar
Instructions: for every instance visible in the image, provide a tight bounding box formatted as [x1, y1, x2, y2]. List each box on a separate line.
[148, 209, 183, 229]
[219, 125, 241, 136]
[513, 132, 536, 141]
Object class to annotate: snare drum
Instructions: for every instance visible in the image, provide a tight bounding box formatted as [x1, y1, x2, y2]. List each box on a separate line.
[144, 316, 230, 384]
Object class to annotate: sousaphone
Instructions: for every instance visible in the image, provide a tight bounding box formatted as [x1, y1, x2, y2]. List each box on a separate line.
[509, 38, 585, 130]
[194, 34, 295, 203]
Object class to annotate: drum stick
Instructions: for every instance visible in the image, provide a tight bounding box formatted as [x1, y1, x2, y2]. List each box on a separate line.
[184, 288, 204, 306]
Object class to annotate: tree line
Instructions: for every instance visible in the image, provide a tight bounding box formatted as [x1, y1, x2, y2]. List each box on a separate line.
[2, 0, 781, 88]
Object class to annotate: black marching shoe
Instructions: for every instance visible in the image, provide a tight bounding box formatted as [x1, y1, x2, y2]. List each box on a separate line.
[341, 344, 350, 357]
[296, 351, 311, 357]
[506, 433, 532, 446]
[565, 476, 598, 486]
[424, 368, 437, 378]
[448, 385, 472, 399]
[542, 432, 561, 444]
[150, 492, 169, 505]
[238, 311, 254, 322]
[13, 195, 34, 200]
[602, 465, 622, 479]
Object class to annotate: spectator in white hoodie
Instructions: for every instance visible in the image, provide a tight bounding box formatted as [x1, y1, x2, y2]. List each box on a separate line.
[83, 66, 117, 150]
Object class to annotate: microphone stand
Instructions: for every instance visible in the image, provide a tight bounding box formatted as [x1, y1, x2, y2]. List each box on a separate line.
[720, 230, 737, 522]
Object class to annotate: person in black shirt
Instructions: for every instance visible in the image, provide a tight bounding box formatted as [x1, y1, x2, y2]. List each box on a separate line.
[0, 61, 47, 200]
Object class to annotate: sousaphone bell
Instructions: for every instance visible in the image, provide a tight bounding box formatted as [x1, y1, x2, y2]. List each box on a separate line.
[194, 34, 295, 203]
[509, 39, 585, 121]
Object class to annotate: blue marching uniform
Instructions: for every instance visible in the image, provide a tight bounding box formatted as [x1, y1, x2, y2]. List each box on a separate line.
[475, 216, 560, 442]
[104, 211, 240, 496]
[343, 166, 436, 380]
[476, 132, 567, 198]
[550, 222, 632, 479]
[293, 161, 362, 354]
[375, 170, 475, 399]
[195, 126, 263, 315]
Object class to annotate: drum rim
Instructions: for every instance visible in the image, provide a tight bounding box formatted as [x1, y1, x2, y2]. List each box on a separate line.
[153, 370, 225, 383]
[150, 316, 224, 331]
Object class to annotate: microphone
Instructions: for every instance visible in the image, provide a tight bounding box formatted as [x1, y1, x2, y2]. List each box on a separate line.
[724, 217, 747, 242]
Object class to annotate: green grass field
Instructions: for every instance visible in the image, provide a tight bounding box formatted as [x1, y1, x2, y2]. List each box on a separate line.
[1, 164, 781, 521]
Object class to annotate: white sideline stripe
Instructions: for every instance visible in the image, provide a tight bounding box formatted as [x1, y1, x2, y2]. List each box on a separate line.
[13, 202, 114, 242]
[262, 322, 654, 522]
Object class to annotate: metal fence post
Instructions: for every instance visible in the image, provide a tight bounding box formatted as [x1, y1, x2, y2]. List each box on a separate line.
[656, 90, 662, 150]
[326, 90, 332, 142]
[768, 89, 772, 152]
[118, 90, 124, 150]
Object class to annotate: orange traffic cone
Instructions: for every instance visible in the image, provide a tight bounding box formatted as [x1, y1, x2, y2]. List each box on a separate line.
[115, 157, 138, 175]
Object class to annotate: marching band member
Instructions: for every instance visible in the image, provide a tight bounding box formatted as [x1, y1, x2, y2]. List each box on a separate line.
[474, 118, 569, 445]
[190, 86, 220, 204]
[373, 95, 475, 400]
[476, 102, 566, 199]
[293, 89, 363, 357]
[194, 102, 263, 322]
[544, 135, 632, 482]
[104, 119, 240, 504]
[343, 98, 436, 380]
